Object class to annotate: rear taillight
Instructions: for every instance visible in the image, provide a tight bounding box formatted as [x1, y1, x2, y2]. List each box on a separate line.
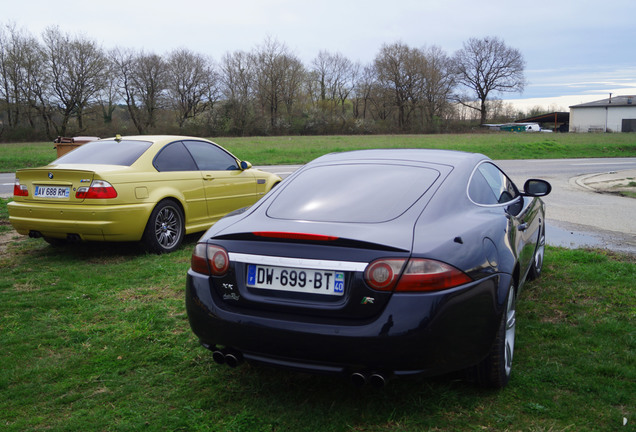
[395, 259, 472, 292]
[191, 243, 230, 276]
[364, 259, 406, 290]
[13, 179, 29, 197]
[75, 180, 117, 199]
[364, 258, 472, 292]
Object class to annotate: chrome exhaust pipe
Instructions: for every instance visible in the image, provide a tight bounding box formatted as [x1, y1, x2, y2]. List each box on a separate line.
[211, 348, 227, 365]
[350, 372, 368, 386]
[210, 347, 244, 367]
[224, 349, 243, 368]
[369, 373, 387, 387]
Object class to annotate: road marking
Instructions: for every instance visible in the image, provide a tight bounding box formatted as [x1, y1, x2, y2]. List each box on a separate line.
[570, 162, 636, 166]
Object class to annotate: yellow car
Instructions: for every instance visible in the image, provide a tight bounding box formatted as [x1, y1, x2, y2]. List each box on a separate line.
[8, 135, 281, 253]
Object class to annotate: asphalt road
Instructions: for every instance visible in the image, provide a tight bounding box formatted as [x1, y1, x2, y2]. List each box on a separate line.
[3, 157, 635, 253]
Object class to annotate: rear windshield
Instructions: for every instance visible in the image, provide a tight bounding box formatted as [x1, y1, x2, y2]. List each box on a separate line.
[266, 163, 440, 223]
[53, 140, 152, 166]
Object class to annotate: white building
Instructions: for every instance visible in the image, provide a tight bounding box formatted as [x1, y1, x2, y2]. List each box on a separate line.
[569, 95, 636, 132]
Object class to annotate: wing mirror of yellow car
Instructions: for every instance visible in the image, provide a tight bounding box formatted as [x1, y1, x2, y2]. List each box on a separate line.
[240, 161, 252, 170]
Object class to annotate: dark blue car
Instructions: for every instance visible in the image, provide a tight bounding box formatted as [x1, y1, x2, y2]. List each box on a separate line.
[185, 149, 551, 388]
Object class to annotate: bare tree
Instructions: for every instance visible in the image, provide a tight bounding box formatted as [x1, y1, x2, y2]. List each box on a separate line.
[421, 45, 455, 131]
[0, 23, 19, 129]
[42, 26, 107, 135]
[111, 48, 166, 134]
[165, 48, 219, 129]
[453, 36, 525, 124]
[352, 64, 375, 121]
[252, 37, 305, 132]
[0, 23, 51, 134]
[96, 55, 119, 124]
[110, 48, 141, 131]
[220, 50, 255, 135]
[132, 52, 167, 133]
[374, 42, 426, 130]
[310, 50, 357, 118]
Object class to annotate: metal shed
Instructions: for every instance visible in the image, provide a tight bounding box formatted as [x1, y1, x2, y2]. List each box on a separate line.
[569, 95, 636, 132]
[515, 112, 570, 132]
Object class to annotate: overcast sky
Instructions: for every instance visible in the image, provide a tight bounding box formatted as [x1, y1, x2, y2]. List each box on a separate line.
[4, 0, 635, 110]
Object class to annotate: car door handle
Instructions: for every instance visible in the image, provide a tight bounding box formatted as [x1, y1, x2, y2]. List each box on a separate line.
[518, 223, 528, 231]
[203, 175, 215, 181]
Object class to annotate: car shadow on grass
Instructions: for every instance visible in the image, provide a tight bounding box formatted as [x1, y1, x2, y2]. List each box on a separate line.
[51, 233, 201, 258]
[1, 228, 201, 262]
[189, 362, 489, 429]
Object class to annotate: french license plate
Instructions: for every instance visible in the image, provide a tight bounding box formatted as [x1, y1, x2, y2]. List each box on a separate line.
[247, 264, 345, 296]
[34, 185, 70, 199]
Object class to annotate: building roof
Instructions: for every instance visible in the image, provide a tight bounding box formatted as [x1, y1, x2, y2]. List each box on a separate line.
[570, 95, 636, 108]
[515, 112, 569, 124]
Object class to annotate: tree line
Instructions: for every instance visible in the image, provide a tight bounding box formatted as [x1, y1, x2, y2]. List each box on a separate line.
[0, 22, 530, 141]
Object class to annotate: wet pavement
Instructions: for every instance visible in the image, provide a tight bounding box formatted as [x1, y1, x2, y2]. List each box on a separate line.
[547, 169, 636, 255]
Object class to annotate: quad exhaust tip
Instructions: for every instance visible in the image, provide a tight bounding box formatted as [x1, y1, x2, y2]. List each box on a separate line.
[351, 371, 388, 387]
[210, 346, 244, 368]
[204, 344, 388, 386]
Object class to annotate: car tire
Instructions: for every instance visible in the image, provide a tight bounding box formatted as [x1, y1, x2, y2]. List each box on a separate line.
[527, 225, 545, 281]
[142, 199, 184, 254]
[470, 284, 516, 388]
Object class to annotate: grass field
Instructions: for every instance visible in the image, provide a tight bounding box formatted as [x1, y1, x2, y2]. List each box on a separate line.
[0, 230, 633, 431]
[0, 134, 635, 430]
[1, 132, 636, 172]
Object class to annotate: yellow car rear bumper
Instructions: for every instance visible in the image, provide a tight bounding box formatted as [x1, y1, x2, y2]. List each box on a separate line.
[8, 201, 154, 242]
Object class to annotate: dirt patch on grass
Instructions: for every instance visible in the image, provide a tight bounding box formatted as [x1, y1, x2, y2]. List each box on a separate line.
[0, 228, 23, 257]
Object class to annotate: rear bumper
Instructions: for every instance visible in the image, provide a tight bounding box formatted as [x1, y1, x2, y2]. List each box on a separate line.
[8, 200, 153, 241]
[185, 269, 512, 377]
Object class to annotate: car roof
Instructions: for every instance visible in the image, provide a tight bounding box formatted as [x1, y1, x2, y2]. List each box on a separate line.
[100, 135, 211, 144]
[307, 148, 490, 167]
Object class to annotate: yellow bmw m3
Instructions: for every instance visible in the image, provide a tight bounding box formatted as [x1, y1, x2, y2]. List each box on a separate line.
[8, 135, 281, 253]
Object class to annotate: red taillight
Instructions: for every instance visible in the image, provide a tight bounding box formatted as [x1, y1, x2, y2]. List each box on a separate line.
[252, 231, 338, 241]
[364, 259, 406, 291]
[75, 180, 117, 199]
[364, 258, 472, 292]
[13, 180, 28, 197]
[395, 259, 472, 292]
[191, 243, 230, 276]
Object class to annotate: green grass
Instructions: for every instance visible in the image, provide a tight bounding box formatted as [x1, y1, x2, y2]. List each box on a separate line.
[0, 199, 11, 233]
[0, 142, 58, 172]
[1, 134, 634, 430]
[1, 133, 636, 172]
[214, 133, 636, 165]
[0, 234, 633, 431]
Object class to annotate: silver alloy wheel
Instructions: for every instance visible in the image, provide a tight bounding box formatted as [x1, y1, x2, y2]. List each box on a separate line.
[154, 205, 182, 249]
[534, 232, 545, 273]
[504, 288, 516, 376]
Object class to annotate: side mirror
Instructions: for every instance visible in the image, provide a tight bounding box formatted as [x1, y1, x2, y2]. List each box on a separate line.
[523, 179, 551, 197]
[240, 160, 252, 170]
